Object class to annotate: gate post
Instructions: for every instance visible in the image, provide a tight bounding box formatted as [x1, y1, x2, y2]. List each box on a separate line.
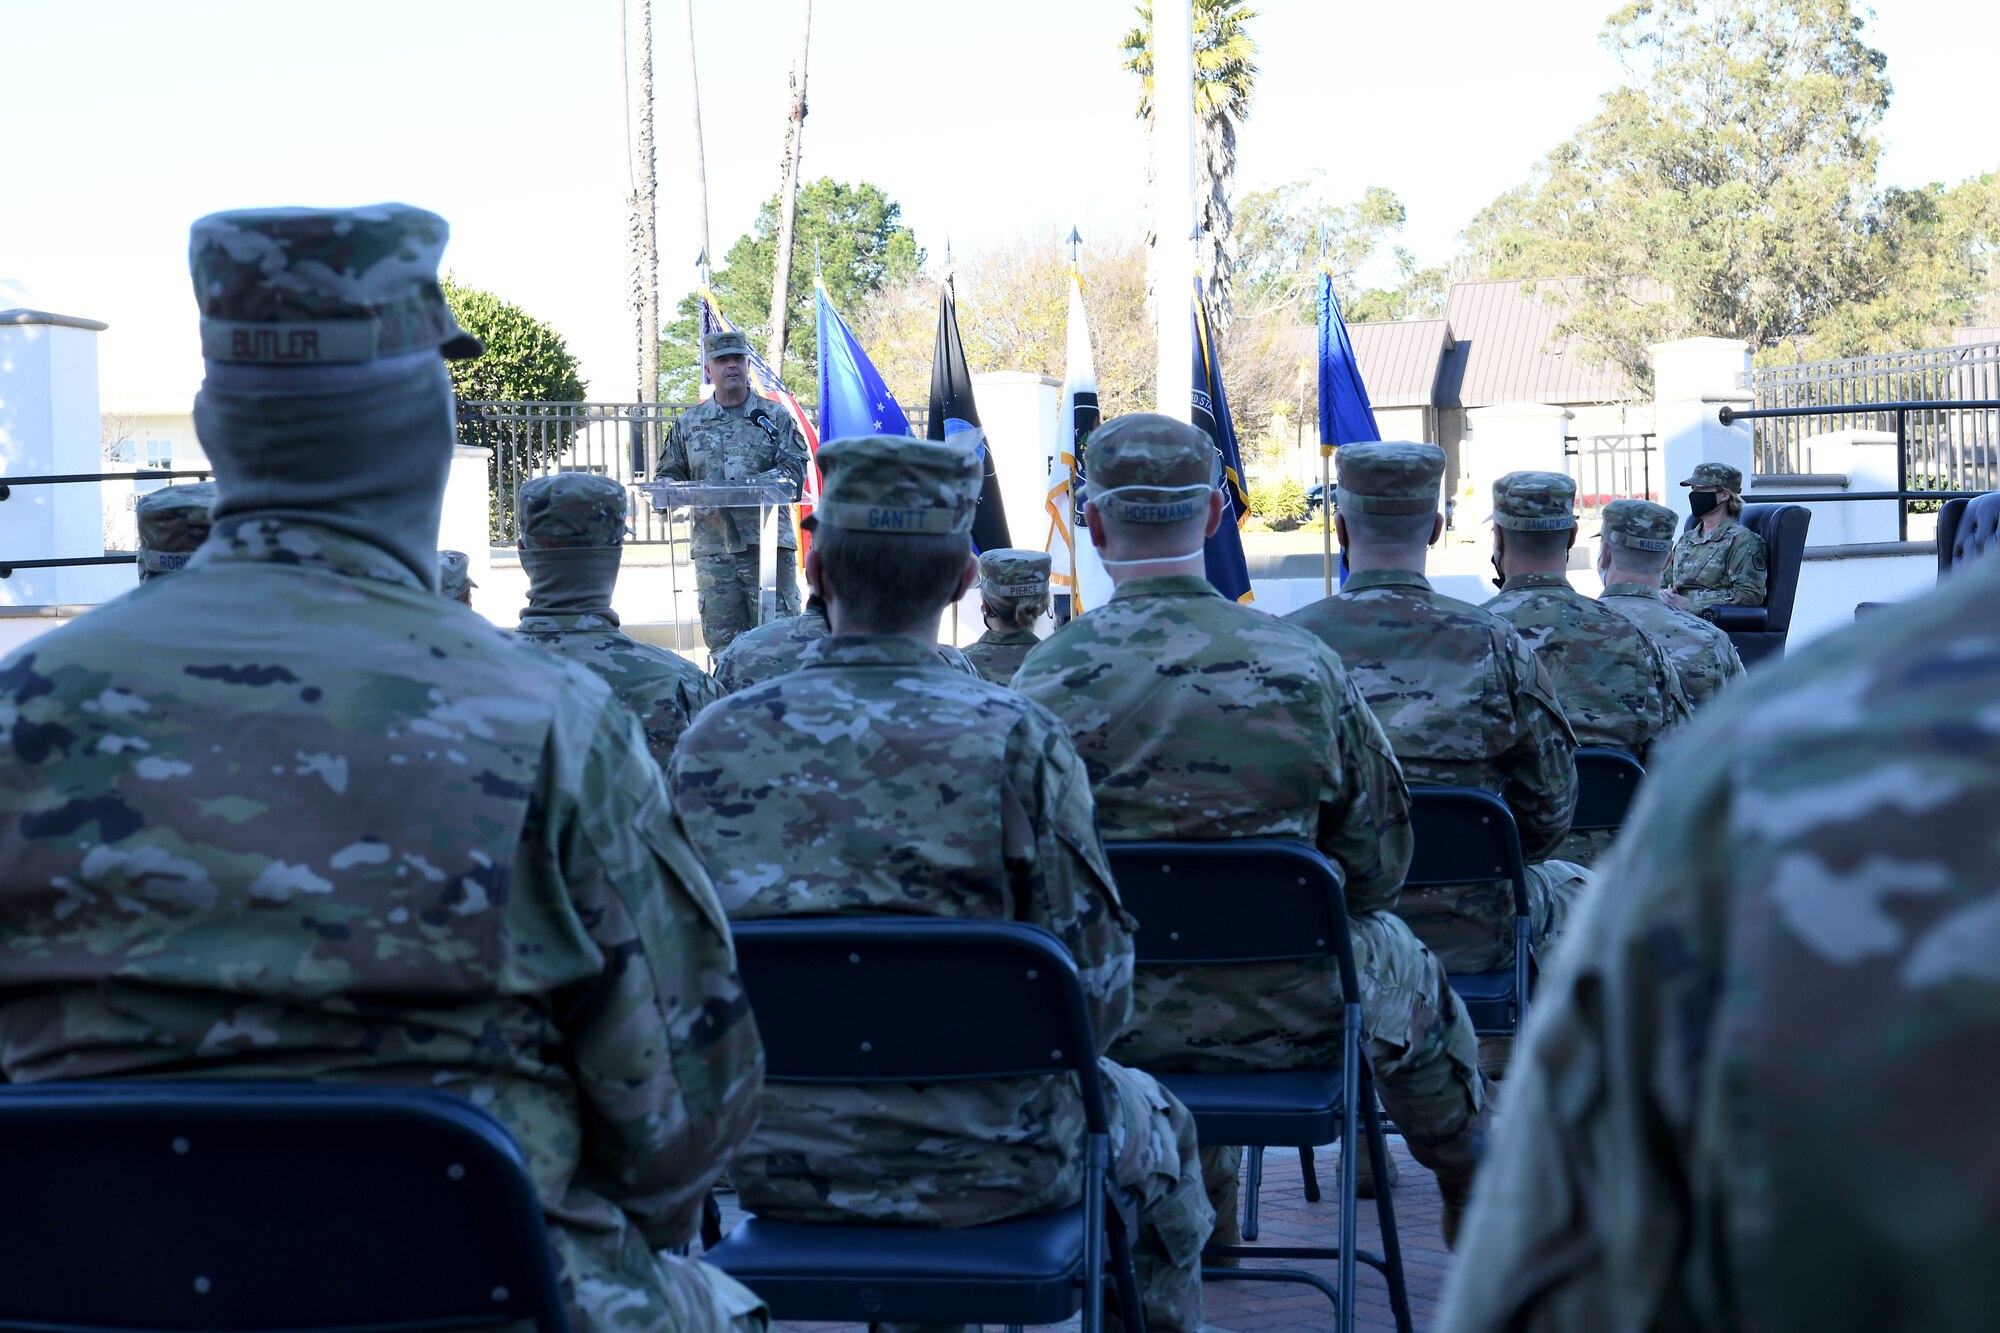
[1651, 338, 1753, 527]
[0, 309, 124, 609]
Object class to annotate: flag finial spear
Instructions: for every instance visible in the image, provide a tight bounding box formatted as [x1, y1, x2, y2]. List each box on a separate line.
[1066, 226, 1083, 266]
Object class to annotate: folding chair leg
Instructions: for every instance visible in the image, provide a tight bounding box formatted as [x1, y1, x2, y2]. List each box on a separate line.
[700, 1191, 723, 1251]
[1104, 1183, 1148, 1333]
[1299, 1145, 1321, 1202]
[1361, 1066, 1414, 1333]
[1242, 1145, 1264, 1242]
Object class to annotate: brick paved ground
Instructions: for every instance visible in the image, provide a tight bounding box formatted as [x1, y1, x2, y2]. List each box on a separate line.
[716, 1134, 1449, 1333]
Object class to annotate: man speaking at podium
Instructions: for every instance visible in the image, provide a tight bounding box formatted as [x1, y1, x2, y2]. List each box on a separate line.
[656, 329, 809, 653]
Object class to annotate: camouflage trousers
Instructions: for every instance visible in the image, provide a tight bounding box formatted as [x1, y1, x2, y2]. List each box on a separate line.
[1556, 827, 1616, 869]
[693, 548, 799, 655]
[1125, 911, 1493, 1233]
[552, 1219, 766, 1333]
[1396, 860, 1594, 975]
[819, 1060, 1213, 1333]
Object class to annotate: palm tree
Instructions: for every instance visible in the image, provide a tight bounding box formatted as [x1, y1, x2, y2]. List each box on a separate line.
[1123, 0, 1260, 339]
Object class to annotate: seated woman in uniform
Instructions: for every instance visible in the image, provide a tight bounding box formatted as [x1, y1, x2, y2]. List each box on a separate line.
[1663, 461, 1767, 613]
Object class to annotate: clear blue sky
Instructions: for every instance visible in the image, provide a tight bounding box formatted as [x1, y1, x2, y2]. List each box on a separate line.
[3, 0, 1994, 406]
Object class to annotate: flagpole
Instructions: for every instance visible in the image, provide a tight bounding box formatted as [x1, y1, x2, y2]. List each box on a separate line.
[1153, 0, 1195, 422]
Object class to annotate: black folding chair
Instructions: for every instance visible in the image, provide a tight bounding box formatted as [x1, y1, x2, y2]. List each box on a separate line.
[1407, 787, 1534, 1034]
[1109, 841, 1413, 1333]
[1572, 747, 1645, 836]
[0, 1082, 568, 1333]
[705, 918, 1144, 1332]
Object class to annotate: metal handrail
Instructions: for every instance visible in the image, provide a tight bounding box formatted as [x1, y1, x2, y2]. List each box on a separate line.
[1720, 400, 2000, 540]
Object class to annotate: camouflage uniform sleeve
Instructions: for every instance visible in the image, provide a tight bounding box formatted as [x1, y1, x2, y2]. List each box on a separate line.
[1689, 525, 1769, 610]
[1497, 636, 1578, 863]
[1316, 656, 1413, 917]
[1649, 631, 1694, 740]
[681, 666, 724, 723]
[753, 407, 809, 496]
[1435, 734, 1730, 1332]
[552, 695, 764, 1248]
[1007, 703, 1136, 1052]
[655, 412, 690, 483]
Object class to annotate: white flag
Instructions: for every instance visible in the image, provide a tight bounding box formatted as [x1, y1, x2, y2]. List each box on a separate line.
[1049, 270, 1114, 611]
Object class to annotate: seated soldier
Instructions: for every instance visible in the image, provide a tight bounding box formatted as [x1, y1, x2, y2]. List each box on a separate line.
[1664, 460, 1768, 612]
[670, 435, 1213, 1333]
[962, 547, 1052, 685]
[513, 473, 720, 768]
[0, 205, 766, 1333]
[1484, 471, 1690, 864]
[134, 481, 216, 582]
[436, 548, 476, 607]
[1438, 542, 2000, 1332]
[1287, 444, 1591, 1014]
[708, 588, 980, 692]
[1014, 417, 1493, 1247]
[1595, 498, 1747, 709]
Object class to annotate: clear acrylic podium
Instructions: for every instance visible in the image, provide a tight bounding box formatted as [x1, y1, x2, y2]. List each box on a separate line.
[636, 480, 796, 659]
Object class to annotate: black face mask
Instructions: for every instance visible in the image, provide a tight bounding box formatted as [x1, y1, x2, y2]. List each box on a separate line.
[1339, 549, 1351, 581]
[1688, 490, 1721, 519]
[1491, 550, 1507, 590]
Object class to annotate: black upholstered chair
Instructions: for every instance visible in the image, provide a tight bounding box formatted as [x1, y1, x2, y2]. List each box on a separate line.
[1939, 492, 2000, 575]
[1699, 503, 1811, 667]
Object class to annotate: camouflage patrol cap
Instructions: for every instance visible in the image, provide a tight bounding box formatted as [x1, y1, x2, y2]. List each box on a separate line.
[1679, 461, 1744, 491]
[704, 329, 753, 360]
[516, 472, 629, 549]
[1491, 471, 1578, 531]
[804, 435, 980, 536]
[437, 549, 477, 600]
[188, 204, 482, 366]
[1599, 498, 1678, 553]
[135, 481, 216, 579]
[979, 547, 1052, 598]
[1084, 413, 1218, 522]
[1335, 441, 1444, 515]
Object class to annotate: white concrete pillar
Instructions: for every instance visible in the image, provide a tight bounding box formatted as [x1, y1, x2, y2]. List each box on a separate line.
[1465, 402, 1574, 557]
[1650, 337, 1754, 527]
[1751, 428, 1898, 545]
[0, 309, 132, 608]
[438, 444, 494, 602]
[970, 372, 1061, 556]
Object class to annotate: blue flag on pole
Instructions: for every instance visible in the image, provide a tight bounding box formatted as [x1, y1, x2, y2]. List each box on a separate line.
[1192, 279, 1255, 604]
[1318, 265, 1380, 451]
[815, 279, 912, 441]
[1318, 266, 1379, 587]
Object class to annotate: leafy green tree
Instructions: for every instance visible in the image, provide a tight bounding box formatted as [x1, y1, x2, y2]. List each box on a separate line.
[440, 276, 589, 541]
[1460, 0, 1908, 384]
[660, 177, 922, 399]
[1123, 0, 1260, 337]
[1235, 181, 1444, 326]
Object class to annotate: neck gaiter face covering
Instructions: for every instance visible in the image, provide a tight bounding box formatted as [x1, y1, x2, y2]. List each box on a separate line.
[192, 353, 457, 589]
[521, 546, 624, 618]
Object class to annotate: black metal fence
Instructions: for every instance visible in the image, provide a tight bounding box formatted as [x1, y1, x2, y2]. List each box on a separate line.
[1747, 341, 2000, 491]
[1719, 400, 1999, 540]
[1564, 433, 1658, 511]
[460, 399, 932, 546]
[0, 468, 215, 578]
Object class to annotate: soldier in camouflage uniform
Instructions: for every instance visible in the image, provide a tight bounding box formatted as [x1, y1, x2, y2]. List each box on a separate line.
[436, 548, 476, 606]
[1596, 498, 1747, 708]
[135, 481, 216, 582]
[670, 434, 1213, 1333]
[709, 594, 980, 693]
[1485, 471, 1690, 865]
[0, 206, 767, 1333]
[655, 329, 808, 654]
[1438, 558, 2000, 1333]
[1015, 417, 1493, 1247]
[961, 547, 1049, 685]
[512, 473, 720, 770]
[1664, 460, 1769, 612]
[1288, 444, 1590, 984]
